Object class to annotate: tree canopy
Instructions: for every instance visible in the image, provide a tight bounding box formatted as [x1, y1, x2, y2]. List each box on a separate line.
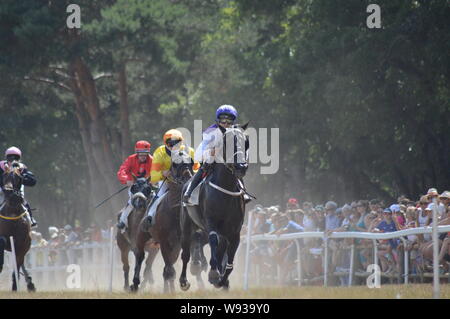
[0, 0, 448, 233]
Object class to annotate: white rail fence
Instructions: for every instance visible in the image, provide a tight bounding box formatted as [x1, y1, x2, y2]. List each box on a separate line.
[1, 225, 449, 292]
[241, 224, 450, 290]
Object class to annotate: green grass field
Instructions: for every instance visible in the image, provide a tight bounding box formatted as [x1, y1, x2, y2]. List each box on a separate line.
[0, 284, 449, 299]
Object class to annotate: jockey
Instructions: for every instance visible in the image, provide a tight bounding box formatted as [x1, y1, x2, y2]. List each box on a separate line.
[0, 146, 37, 227]
[142, 129, 199, 229]
[116, 140, 153, 230]
[182, 104, 238, 204]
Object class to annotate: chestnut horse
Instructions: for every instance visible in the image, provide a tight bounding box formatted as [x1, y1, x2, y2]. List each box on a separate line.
[133, 149, 194, 293]
[116, 178, 160, 291]
[0, 163, 36, 291]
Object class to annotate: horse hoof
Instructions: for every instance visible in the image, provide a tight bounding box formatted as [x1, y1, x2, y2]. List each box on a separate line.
[0, 266, 2, 274]
[220, 279, 229, 290]
[208, 270, 220, 286]
[130, 285, 139, 293]
[27, 283, 36, 292]
[180, 281, 191, 291]
[190, 262, 202, 276]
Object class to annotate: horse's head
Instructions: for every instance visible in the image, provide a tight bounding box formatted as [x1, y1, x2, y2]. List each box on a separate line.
[220, 122, 249, 179]
[130, 177, 153, 210]
[169, 149, 194, 185]
[2, 162, 24, 207]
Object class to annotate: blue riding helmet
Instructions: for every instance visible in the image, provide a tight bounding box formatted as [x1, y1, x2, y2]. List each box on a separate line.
[216, 105, 238, 121]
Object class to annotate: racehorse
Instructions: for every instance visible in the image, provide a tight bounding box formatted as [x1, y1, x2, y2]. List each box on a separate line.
[133, 149, 194, 293]
[116, 178, 160, 291]
[0, 162, 36, 292]
[179, 123, 249, 290]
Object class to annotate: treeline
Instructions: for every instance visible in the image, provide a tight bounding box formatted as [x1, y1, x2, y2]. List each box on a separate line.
[0, 0, 448, 232]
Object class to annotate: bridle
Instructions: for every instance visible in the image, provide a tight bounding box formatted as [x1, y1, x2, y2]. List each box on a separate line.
[222, 127, 249, 177]
[168, 151, 194, 185]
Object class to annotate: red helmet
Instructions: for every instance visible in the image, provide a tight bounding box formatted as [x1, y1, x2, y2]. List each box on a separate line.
[135, 140, 151, 154]
[288, 198, 298, 205]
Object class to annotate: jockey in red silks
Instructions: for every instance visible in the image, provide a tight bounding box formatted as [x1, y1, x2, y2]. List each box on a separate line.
[116, 140, 153, 231]
[0, 146, 37, 227]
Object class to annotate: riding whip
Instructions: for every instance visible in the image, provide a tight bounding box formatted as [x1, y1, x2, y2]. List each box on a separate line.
[147, 178, 166, 208]
[93, 186, 128, 209]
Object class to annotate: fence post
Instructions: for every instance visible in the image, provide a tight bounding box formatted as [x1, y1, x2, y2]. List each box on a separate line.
[243, 209, 254, 290]
[295, 239, 302, 287]
[108, 227, 114, 293]
[372, 239, 378, 269]
[10, 236, 19, 291]
[432, 197, 440, 299]
[348, 243, 355, 287]
[323, 236, 328, 287]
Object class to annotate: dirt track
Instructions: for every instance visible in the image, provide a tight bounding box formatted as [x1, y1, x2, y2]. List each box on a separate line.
[0, 284, 449, 299]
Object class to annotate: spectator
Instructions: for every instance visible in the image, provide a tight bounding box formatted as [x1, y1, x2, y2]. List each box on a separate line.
[325, 201, 340, 233]
[372, 208, 399, 273]
[340, 204, 353, 227]
[302, 205, 317, 232]
[102, 219, 114, 241]
[439, 191, 450, 214]
[427, 188, 446, 220]
[314, 205, 326, 231]
[355, 200, 370, 230]
[64, 225, 79, 245]
[286, 198, 300, 211]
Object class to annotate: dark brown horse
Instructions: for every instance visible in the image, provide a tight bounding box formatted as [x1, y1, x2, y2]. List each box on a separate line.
[116, 178, 160, 291]
[179, 124, 249, 291]
[134, 149, 194, 293]
[0, 163, 36, 291]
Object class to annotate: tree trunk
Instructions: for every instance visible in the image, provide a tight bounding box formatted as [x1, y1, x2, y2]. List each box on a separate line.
[69, 57, 123, 222]
[118, 63, 132, 160]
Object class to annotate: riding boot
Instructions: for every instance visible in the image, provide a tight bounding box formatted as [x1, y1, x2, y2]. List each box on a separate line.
[117, 204, 133, 231]
[25, 203, 37, 228]
[238, 178, 252, 204]
[183, 164, 208, 204]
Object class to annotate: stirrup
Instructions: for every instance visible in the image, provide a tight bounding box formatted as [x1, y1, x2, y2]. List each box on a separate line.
[117, 221, 126, 230]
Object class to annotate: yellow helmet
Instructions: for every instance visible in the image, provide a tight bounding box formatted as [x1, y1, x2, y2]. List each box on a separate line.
[163, 129, 183, 146]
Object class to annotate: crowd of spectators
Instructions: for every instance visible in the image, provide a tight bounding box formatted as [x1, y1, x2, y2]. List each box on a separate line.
[29, 220, 114, 266]
[242, 188, 450, 286]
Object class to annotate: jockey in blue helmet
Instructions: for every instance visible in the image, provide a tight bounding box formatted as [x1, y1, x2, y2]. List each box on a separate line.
[182, 105, 238, 203]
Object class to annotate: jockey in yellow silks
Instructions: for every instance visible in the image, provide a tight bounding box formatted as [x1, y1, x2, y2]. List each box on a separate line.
[143, 129, 199, 229]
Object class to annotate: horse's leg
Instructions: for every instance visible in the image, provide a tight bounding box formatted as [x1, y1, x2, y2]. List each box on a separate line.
[163, 263, 176, 294]
[190, 232, 203, 276]
[161, 240, 178, 294]
[120, 246, 130, 290]
[21, 264, 36, 292]
[142, 246, 159, 288]
[12, 254, 24, 292]
[0, 236, 6, 274]
[216, 235, 228, 276]
[130, 249, 145, 292]
[218, 232, 240, 290]
[207, 230, 221, 287]
[179, 210, 192, 291]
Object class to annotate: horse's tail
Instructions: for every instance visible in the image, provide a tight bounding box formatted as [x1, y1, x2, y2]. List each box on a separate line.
[0, 236, 6, 273]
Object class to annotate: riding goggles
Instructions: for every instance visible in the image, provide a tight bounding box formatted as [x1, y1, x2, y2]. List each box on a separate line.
[6, 155, 20, 162]
[218, 118, 234, 125]
[166, 139, 182, 147]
